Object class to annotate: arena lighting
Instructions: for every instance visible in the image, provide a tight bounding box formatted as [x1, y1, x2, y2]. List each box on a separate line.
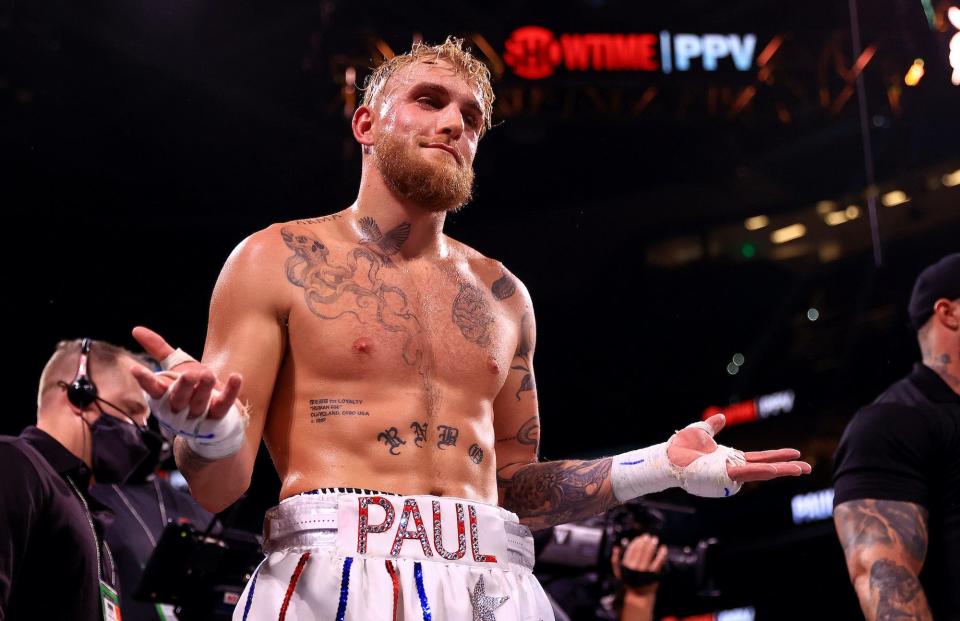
[904, 58, 925, 86]
[845, 205, 861, 219]
[770, 223, 806, 244]
[662, 607, 756, 621]
[791, 488, 835, 524]
[815, 200, 837, 215]
[743, 215, 769, 230]
[942, 168, 960, 186]
[702, 389, 796, 427]
[881, 190, 910, 206]
[502, 27, 758, 79]
[824, 211, 849, 226]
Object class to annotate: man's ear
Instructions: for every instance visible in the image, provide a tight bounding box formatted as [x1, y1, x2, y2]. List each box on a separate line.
[352, 105, 375, 150]
[933, 298, 960, 331]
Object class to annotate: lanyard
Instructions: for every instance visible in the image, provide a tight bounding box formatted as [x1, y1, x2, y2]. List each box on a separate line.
[110, 479, 169, 548]
[65, 476, 117, 587]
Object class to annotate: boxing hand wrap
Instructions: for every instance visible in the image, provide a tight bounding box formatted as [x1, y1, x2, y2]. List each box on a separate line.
[145, 373, 248, 460]
[159, 347, 197, 371]
[610, 421, 746, 501]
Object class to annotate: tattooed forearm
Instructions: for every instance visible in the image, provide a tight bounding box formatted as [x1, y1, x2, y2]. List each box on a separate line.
[491, 273, 517, 300]
[452, 284, 495, 345]
[835, 500, 928, 563]
[869, 560, 932, 621]
[498, 458, 618, 530]
[835, 500, 932, 620]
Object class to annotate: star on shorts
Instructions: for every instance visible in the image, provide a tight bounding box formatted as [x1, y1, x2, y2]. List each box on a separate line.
[471, 575, 509, 621]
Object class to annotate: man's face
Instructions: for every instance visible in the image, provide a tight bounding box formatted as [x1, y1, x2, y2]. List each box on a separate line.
[370, 60, 484, 212]
[88, 357, 150, 427]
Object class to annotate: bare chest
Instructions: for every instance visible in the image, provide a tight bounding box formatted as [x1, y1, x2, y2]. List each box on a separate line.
[283, 242, 516, 400]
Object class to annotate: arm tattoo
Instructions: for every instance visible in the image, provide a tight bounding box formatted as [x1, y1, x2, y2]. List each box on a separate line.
[496, 416, 540, 448]
[499, 458, 618, 530]
[491, 273, 517, 300]
[452, 284, 495, 346]
[511, 313, 535, 400]
[835, 500, 928, 563]
[281, 223, 442, 417]
[870, 560, 931, 620]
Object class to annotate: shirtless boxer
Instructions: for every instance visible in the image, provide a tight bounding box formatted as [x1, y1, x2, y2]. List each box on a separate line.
[131, 38, 811, 621]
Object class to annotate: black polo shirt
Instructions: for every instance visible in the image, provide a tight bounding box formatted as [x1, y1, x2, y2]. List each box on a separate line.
[833, 363, 960, 620]
[0, 426, 117, 621]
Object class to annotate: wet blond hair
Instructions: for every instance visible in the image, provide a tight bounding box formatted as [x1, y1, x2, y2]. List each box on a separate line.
[361, 37, 495, 136]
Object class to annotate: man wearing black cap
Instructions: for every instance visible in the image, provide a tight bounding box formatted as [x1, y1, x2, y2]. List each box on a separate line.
[833, 253, 960, 621]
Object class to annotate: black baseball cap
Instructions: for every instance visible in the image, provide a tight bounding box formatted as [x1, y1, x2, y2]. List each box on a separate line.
[909, 253, 960, 330]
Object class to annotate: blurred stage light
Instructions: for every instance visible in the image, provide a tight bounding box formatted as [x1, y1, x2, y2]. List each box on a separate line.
[791, 488, 834, 524]
[743, 215, 769, 230]
[845, 205, 861, 219]
[740, 242, 756, 259]
[904, 58, 925, 86]
[726, 362, 740, 375]
[732, 353, 745, 366]
[825, 211, 848, 226]
[807, 308, 820, 321]
[949, 7, 960, 85]
[771, 223, 806, 243]
[881, 190, 909, 206]
[943, 169, 960, 186]
[815, 200, 836, 215]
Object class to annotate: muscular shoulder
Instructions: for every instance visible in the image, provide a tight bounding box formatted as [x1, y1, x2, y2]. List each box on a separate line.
[446, 238, 534, 311]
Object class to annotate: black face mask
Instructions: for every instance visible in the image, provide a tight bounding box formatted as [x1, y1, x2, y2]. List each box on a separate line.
[87, 413, 161, 485]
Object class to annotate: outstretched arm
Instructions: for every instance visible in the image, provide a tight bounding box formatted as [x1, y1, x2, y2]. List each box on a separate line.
[132, 229, 289, 513]
[492, 285, 809, 530]
[834, 499, 932, 621]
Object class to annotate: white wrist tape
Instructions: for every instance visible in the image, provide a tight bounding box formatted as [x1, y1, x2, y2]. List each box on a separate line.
[610, 421, 746, 501]
[159, 347, 197, 371]
[144, 374, 248, 460]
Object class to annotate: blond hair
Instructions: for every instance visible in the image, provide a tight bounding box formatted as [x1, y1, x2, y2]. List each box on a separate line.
[37, 339, 142, 407]
[361, 37, 495, 135]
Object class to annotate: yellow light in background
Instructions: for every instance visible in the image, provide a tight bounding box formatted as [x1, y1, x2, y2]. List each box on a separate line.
[845, 205, 861, 219]
[816, 200, 836, 215]
[825, 211, 848, 226]
[744, 215, 770, 230]
[904, 59, 925, 86]
[881, 190, 910, 207]
[771, 223, 807, 244]
[943, 169, 960, 187]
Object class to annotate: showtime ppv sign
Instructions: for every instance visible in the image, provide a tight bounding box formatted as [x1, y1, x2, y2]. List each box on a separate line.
[504, 26, 758, 79]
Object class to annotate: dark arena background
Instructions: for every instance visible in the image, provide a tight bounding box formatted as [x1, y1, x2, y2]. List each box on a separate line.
[3, 0, 958, 619]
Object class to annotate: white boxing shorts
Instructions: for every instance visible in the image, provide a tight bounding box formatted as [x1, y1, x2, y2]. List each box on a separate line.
[234, 489, 555, 621]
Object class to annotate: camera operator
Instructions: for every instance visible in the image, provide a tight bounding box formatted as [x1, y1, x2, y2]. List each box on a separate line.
[611, 533, 668, 621]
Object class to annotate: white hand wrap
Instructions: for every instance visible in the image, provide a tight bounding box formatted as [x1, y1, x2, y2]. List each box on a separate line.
[610, 421, 746, 501]
[145, 373, 248, 460]
[159, 348, 197, 370]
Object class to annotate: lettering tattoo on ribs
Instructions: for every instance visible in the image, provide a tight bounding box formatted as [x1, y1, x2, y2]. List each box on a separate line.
[410, 421, 428, 447]
[377, 427, 407, 456]
[281, 222, 442, 416]
[308, 397, 369, 423]
[437, 425, 459, 449]
[468, 443, 484, 465]
[452, 284, 495, 346]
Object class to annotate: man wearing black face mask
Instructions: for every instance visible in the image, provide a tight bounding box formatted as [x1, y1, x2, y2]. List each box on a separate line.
[0, 338, 156, 621]
[92, 399, 214, 621]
